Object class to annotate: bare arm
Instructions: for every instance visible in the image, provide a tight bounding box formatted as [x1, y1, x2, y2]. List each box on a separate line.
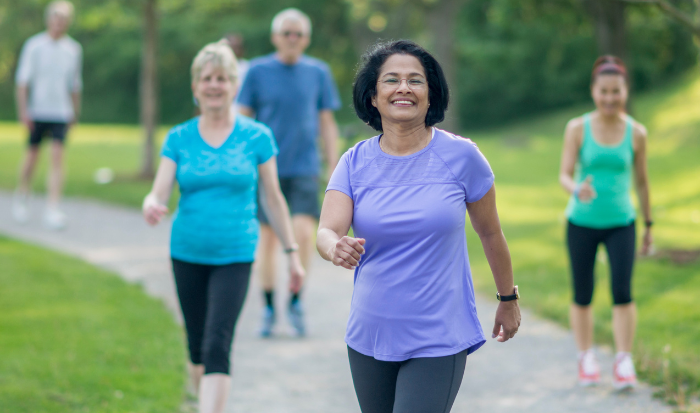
[142, 157, 177, 225]
[559, 118, 596, 202]
[237, 105, 254, 118]
[559, 119, 581, 194]
[633, 124, 653, 255]
[258, 157, 305, 292]
[466, 184, 521, 342]
[15, 85, 32, 131]
[71, 91, 81, 124]
[319, 110, 340, 177]
[317, 190, 365, 270]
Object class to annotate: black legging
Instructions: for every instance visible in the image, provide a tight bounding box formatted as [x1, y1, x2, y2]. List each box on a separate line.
[172, 258, 252, 375]
[566, 221, 636, 306]
[348, 346, 467, 413]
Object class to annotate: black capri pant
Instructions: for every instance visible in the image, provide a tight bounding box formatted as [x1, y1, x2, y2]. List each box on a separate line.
[172, 258, 252, 375]
[348, 346, 468, 413]
[566, 221, 636, 306]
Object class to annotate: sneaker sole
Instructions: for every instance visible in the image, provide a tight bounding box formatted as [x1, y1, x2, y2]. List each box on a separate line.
[613, 379, 636, 390]
[578, 378, 601, 387]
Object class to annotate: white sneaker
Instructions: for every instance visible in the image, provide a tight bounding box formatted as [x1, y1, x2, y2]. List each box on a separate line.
[44, 208, 67, 230]
[613, 352, 637, 390]
[578, 350, 601, 386]
[12, 191, 30, 224]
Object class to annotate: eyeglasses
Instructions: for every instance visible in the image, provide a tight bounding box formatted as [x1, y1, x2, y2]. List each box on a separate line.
[377, 77, 427, 90]
[282, 31, 304, 38]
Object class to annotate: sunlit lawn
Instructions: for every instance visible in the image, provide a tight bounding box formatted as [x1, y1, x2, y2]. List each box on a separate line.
[0, 123, 171, 208]
[465, 70, 700, 404]
[0, 237, 186, 412]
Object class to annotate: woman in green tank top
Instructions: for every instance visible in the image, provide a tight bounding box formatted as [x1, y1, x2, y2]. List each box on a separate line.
[559, 56, 653, 389]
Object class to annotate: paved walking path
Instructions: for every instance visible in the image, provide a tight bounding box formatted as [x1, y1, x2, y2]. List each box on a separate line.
[0, 191, 671, 413]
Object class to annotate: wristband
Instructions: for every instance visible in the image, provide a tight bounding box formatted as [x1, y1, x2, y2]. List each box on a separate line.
[573, 184, 581, 200]
[644, 220, 653, 228]
[284, 244, 299, 254]
[497, 285, 520, 302]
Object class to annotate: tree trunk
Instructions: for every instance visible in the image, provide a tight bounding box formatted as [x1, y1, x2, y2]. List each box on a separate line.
[426, 0, 464, 133]
[584, 0, 627, 58]
[139, 0, 158, 179]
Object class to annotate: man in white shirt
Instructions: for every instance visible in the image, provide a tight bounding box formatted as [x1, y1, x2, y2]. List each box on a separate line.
[14, 0, 82, 229]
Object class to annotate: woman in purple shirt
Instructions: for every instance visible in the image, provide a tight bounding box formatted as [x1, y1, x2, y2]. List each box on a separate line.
[317, 40, 521, 412]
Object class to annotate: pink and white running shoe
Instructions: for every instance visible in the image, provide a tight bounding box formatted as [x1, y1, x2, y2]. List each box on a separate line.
[613, 352, 637, 390]
[578, 350, 601, 386]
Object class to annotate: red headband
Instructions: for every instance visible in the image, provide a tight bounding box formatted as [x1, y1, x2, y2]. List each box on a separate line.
[594, 62, 627, 77]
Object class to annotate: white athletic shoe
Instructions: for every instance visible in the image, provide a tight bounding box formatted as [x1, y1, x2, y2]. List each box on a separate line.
[12, 191, 30, 224]
[578, 350, 601, 386]
[44, 208, 67, 230]
[613, 352, 637, 390]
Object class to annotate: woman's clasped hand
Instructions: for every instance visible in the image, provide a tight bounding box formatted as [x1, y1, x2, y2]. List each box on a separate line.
[328, 236, 366, 269]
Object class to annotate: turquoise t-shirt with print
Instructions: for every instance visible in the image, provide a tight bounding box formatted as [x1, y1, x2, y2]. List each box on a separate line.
[161, 115, 278, 265]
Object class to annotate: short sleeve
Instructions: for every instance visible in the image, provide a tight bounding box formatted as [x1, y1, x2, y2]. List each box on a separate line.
[237, 66, 256, 109]
[318, 65, 341, 111]
[254, 126, 278, 165]
[459, 140, 495, 203]
[15, 39, 34, 86]
[326, 151, 352, 199]
[160, 129, 179, 163]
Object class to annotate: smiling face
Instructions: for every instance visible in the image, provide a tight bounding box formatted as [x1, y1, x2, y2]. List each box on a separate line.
[372, 54, 429, 127]
[271, 19, 310, 63]
[192, 62, 236, 112]
[591, 74, 628, 116]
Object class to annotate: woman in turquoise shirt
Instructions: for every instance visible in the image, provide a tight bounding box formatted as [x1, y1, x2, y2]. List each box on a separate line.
[559, 56, 653, 390]
[142, 41, 304, 413]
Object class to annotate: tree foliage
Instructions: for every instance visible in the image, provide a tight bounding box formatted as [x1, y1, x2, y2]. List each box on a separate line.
[455, 0, 697, 128]
[0, 0, 696, 128]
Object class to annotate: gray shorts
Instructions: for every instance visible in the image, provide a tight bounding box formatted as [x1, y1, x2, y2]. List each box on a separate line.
[258, 176, 320, 225]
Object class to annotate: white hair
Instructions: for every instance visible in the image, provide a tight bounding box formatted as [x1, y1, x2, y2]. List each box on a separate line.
[191, 41, 238, 83]
[45, 1, 74, 23]
[271, 8, 312, 36]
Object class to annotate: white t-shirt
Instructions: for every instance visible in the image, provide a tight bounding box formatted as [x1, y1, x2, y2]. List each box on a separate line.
[15, 32, 83, 122]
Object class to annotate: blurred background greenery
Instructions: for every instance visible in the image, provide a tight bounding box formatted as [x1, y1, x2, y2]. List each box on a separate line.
[0, 0, 697, 128]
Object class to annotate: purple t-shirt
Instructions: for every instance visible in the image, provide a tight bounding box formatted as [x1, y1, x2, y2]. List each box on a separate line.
[327, 128, 495, 361]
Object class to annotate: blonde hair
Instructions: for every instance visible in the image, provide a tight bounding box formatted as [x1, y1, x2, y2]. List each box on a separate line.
[45, 1, 75, 23]
[191, 40, 238, 84]
[271, 8, 312, 36]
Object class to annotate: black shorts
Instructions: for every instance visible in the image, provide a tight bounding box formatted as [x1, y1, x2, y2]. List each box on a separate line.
[28, 121, 68, 147]
[258, 176, 320, 224]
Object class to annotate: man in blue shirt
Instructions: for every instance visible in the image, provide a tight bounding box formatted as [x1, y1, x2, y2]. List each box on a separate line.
[238, 8, 341, 337]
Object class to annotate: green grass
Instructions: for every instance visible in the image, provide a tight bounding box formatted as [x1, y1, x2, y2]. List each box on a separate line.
[0, 237, 186, 412]
[463, 70, 700, 406]
[0, 124, 171, 208]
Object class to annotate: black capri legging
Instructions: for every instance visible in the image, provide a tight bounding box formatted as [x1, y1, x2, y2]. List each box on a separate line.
[348, 346, 468, 413]
[566, 221, 636, 306]
[172, 258, 252, 375]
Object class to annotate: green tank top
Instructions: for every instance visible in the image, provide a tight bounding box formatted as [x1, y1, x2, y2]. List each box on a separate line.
[565, 114, 637, 229]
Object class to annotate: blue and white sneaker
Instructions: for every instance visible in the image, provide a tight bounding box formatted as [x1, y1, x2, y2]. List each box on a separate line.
[287, 300, 306, 337]
[260, 306, 275, 338]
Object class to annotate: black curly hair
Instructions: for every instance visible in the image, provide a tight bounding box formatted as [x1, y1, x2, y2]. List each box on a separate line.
[352, 40, 449, 132]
